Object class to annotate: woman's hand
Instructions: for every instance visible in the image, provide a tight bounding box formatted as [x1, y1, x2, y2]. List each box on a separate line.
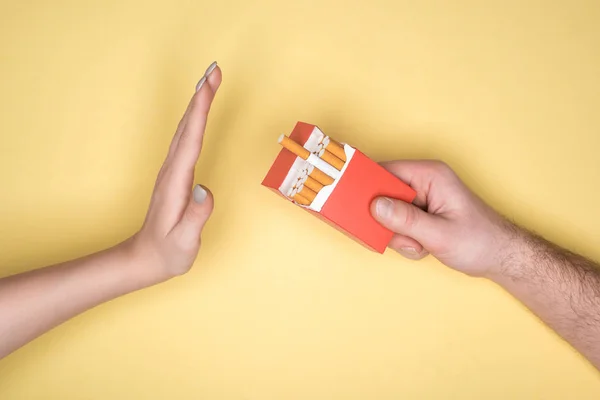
[0, 62, 223, 358]
[131, 61, 222, 282]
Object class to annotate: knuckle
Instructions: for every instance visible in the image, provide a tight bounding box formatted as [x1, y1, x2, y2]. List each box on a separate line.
[430, 160, 450, 173]
[428, 160, 458, 181]
[400, 204, 419, 228]
[178, 130, 192, 147]
[154, 167, 173, 191]
[183, 205, 202, 223]
[379, 160, 395, 170]
[178, 127, 200, 149]
[183, 201, 213, 226]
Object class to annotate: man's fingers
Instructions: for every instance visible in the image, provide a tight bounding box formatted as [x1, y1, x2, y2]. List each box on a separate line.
[380, 160, 452, 209]
[388, 234, 429, 260]
[371, 196, 444, 248]
[170, 185, 214, 252]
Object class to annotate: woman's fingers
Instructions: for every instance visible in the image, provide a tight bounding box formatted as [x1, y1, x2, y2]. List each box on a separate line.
[161, 63, 221, 175]
[170, 62, 221, 164]
[147, 62, 222, 234]
[155, 99, 193, 184]
[163, 100, 194, 170]
[169, 65, 222, 186]
[200, 61, 222, 95]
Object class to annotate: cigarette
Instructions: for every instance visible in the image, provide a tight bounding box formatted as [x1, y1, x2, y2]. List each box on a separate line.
[304, 175, 324, 192]
[279, 134, 339, 179]
[297, 184, 317, 202]
[297, 174, 307, 186]
[279, 135, 310, 160]
[323, 137, 347, 162]
[297, 170, 306, 182]
[309, 154, 339, 179]
[287, 181, 312, 205]
[294, 167, 307, 180]
[318, 148, 345, 170]
[287, 186, 298, 198]
[293, 193, 311, 205]
[307, 165, 335, 186]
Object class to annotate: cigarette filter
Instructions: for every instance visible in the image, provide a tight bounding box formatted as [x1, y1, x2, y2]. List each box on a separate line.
[323, 137, 347, 162]
[318, 148, 345, 170]
[304, 176, 324, 192]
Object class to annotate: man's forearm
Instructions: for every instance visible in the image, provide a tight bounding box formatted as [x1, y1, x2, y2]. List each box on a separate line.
[490, 226, 600, 369]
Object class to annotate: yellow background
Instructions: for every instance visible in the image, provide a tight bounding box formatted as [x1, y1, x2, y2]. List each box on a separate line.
[1, 0, 599, 398]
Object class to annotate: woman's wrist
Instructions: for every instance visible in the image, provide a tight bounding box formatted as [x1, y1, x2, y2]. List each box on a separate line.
[120, 234, 174, 289]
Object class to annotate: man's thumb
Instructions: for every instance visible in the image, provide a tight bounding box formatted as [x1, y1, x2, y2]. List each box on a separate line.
[371, 197, 437, 243]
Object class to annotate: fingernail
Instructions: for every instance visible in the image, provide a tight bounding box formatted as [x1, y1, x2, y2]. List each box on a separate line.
[195, 76, 206, 92]
[400, 247, 418, 256]
[204, 61, 218, 78]
[376, 197, 394, 220]
[398, 247, 422, 260]
[193, 185, 207, 204]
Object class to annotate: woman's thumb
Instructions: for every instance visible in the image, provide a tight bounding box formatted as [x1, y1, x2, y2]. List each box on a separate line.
[172, 185, 214, 249]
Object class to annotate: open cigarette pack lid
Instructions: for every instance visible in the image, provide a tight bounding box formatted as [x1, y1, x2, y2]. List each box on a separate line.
[262, 122, 416, 253]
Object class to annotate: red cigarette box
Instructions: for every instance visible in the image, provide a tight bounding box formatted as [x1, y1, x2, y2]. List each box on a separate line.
[262, 122, 416, 253]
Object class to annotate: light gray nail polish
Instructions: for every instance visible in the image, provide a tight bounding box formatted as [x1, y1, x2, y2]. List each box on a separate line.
[193, 185, 207, 204]
[204, 61, 218, 78]
[195, 76, 206, 92]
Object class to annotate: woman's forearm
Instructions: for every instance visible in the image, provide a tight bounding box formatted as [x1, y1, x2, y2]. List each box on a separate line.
[0, 238, 158, 359]
[0, 62, 222, 360]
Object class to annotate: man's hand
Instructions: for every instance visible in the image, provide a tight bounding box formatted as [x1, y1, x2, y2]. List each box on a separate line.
[371, 160, 600, 369]
[371, 160, 513, 277]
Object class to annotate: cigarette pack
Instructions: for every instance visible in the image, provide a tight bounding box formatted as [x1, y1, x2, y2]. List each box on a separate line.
[262, 122, 417, 253]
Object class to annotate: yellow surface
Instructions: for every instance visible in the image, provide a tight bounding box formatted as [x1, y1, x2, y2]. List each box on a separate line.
[1, 0, 600, 398]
